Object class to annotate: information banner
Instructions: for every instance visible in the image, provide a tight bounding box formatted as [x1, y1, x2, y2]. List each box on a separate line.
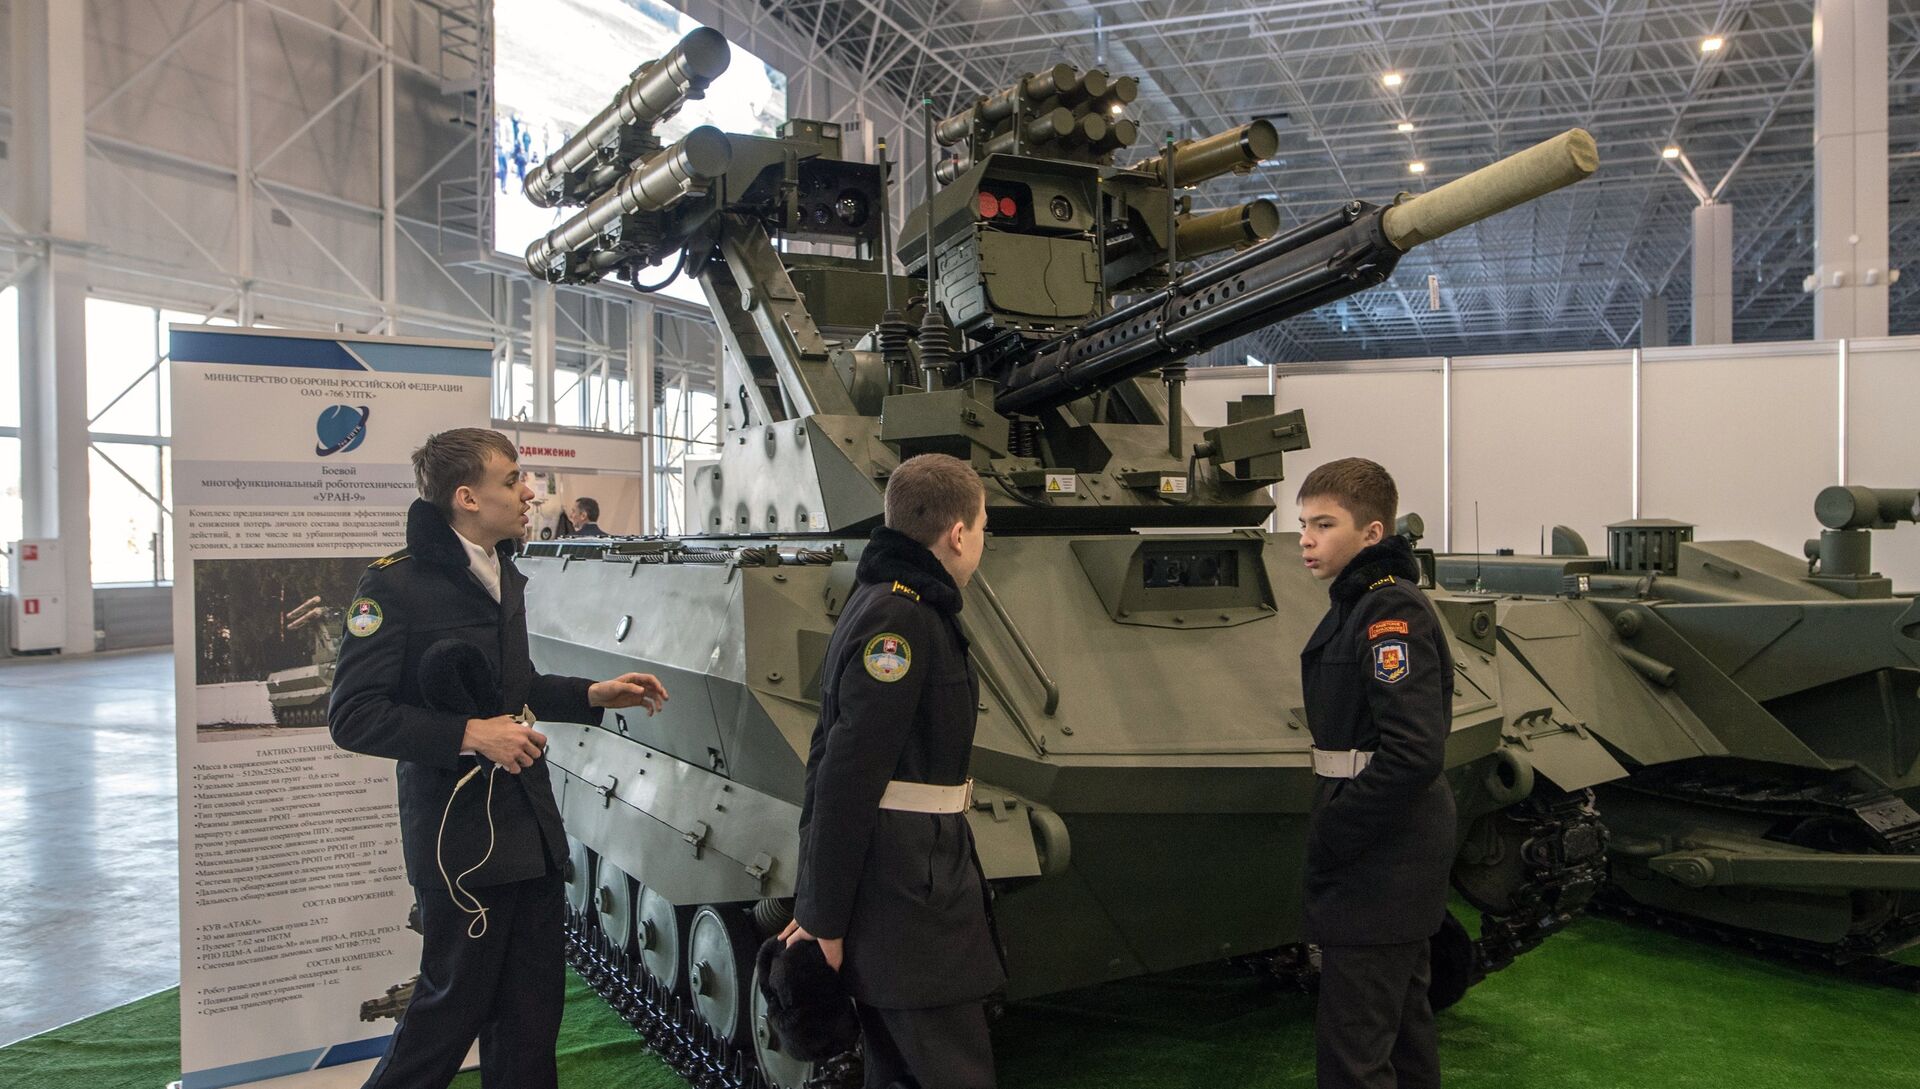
[170, 328, 492, 1088]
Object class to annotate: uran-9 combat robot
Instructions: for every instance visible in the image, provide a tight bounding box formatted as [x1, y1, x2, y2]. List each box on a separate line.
[514, 27, 1607, 1088]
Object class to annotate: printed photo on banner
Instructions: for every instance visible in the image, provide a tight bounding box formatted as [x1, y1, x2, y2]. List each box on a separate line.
[192, 557, 378, 740]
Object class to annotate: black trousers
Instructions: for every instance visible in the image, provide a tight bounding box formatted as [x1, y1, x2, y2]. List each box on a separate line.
[1316, 940, 1440, 1089]
[363, 871, 566, 1089]
[855, 1000, 996, 1089]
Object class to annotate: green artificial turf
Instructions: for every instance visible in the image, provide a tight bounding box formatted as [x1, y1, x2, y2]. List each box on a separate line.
[5, 915, 1918, 1088]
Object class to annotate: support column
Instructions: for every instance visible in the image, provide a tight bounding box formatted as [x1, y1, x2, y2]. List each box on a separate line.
[1810, 0, 1889, 339]
[13, 0, 95, 653]
[627, 300, 657, 534]
[1690, 202, 1733, 345]
[234, 1, 254, 325]
[378, 0, 399, 331]
[1640, 296, 1668, 348]
[529, 282, 556, 423]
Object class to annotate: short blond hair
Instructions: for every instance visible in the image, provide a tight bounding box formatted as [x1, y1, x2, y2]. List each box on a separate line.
[412, 428, 518, 516]
[885, 453, 985, 546]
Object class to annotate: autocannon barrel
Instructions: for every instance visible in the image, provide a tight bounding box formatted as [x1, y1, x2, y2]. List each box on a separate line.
[1133, 119, 1279, 186]
[522, 28, 731, 208]
[1379, 128, 1598, 250]
[996, 129, 1596, 416]
[525, 127, 732, 279]
[1176, 200, 1281, 259]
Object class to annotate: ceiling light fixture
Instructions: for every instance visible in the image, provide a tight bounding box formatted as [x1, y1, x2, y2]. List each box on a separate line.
[1700, 36, 1724, 53]
[1382, 71, 1404, 89]
[1396, 121, 1415, 133]
[1408, 161, 1427, 175]
[1661, 145, 1681, 160]
[1110, 103, 1124, 116]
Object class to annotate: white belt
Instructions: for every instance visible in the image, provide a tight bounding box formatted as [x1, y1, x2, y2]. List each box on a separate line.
[1311, 748, 1374, 779]
[878, 778, 974, 814]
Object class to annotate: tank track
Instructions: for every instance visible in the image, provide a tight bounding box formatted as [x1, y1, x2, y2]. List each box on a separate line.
[1242, 789, 1609, 993]
[1471, 788, 1610, 976]
[563, 906, 863, 1089]
[1592, 762, 1920, 974]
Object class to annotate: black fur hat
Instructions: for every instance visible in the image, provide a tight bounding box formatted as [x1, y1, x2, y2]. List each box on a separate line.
[419, 639, 499, 715]
[754, 935, 860, 1061]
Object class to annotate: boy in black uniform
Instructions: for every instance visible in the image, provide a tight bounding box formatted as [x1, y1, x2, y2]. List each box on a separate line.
[329, 428, 668, 1089]
[1296, 457, 1455, 1089]
[783, 452, 1005, 1089]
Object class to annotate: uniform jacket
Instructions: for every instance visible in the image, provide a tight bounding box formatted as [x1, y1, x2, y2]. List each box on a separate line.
[793, 528, 1006, 1009]
[329, 499, 600, 889]
[1299, 535, 1457, 946]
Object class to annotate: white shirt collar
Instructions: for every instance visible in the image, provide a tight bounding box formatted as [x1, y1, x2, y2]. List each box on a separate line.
[454, 528, 502, 603]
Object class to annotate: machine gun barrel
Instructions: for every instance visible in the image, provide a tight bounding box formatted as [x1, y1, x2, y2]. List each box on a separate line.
[521, 28, 731, 208]
[525, 127, 732, 280]
[996, 129, 1596, 416]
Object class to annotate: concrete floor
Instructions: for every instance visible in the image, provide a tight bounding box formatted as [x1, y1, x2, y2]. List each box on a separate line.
[0, 649, 179, 1046]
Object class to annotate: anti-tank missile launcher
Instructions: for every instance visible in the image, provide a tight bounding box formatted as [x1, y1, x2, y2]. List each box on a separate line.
[512, 34, 1615, 1089]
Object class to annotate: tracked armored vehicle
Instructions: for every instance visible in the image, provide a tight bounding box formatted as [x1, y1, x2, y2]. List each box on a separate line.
[267, 595, 341, 727]
[502, 29, 1612, 1089]
[1434, 489, 1920, 972]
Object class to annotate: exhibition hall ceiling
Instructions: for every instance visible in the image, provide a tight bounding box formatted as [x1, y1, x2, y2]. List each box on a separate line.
[757, 0, 1919, 360]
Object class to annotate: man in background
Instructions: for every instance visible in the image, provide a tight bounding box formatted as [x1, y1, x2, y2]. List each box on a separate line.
[567, 496, 603, 537]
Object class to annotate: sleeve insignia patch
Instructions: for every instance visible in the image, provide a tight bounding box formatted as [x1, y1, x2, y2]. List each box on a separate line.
[345, 597, 384, 638]
[863, 632, 912, 682]
[1372, 639, 1410, 684]
[890, 580, 922, 602]
[1368, 619, 1410, 640]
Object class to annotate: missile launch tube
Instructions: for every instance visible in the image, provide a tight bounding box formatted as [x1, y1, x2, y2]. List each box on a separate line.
[996, 129, 1597, 415]
[1133, 119, 1279, 187]
[984, 108, 1077, 156]
[937, 64, 1082, 145]
[1175, 200, 1281, 259]
[525, 127, 732, 278]
[522, 28, 731, 207]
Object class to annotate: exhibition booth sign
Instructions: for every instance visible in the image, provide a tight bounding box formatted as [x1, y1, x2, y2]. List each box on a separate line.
[169, 327, 492, 1088]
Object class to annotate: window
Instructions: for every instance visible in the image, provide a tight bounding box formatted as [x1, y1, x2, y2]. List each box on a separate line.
[82, 299, 231, 584]
[0, 287, 19, 589]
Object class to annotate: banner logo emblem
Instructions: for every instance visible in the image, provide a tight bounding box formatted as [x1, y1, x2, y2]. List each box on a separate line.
[316, 405, 371, 456]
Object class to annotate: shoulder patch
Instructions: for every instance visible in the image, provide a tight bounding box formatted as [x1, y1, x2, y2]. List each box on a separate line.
[345, 597, 384, 637]
[863, 632, 912, 682]
[1372, 639, 1410, 684]
[889, 580, 922, 603]
[1368, 619, 1410, 640]
[1366, 575, 1396, 591]
[368, 550, 411, 570]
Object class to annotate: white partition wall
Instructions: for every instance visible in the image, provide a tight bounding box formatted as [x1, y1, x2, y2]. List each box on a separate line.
[1846, 338, 1920, 589]
[1188, 335, 1920, 591]
[1274, 367, 1447, 541]
[1451, 353, 1634, 557]
[1639, 342, 1840, 548]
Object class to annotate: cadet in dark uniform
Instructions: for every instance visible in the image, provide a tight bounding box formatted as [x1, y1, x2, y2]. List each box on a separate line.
[1296, 457, 1455, 1089]
[782, 452, 1005, 1089]
[329, 428, 668, 1089]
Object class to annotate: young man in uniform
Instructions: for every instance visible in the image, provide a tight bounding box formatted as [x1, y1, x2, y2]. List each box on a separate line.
[1296, 457, 1455, 1089]
[329, 428, 669, 1089]
[783, 452, 1005, 1089]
